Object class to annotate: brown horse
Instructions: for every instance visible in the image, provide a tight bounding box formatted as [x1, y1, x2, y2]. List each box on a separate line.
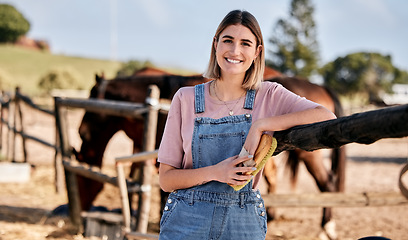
[73, 70, 209, 212]
[74, 68, 345, 238]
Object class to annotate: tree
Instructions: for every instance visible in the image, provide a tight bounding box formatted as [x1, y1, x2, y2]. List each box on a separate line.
[38, 67, 83, 94]
[0, 4, 30, 43]
[267, 0, 319, 78]
[320, 52, 407, 103]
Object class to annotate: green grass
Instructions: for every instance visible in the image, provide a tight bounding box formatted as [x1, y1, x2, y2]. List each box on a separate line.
[0, 44, 122, 95]
[0, 44, 199, 96]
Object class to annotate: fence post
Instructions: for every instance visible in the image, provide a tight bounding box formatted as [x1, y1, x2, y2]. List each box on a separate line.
[54, 97, 83, 233]
[15, 87, 28, 163]
[136, 85, 160, 233]
[8, 92, 15, 162]
[0, 91, 8, 155]
[0, 91, 5, 152]
[54, 128, 64, 194]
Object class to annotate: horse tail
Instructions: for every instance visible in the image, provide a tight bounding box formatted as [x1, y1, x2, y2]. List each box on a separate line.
[287, 150, 300, 190]
[324, 85, 344, 118]
[324, 86, 347, 192]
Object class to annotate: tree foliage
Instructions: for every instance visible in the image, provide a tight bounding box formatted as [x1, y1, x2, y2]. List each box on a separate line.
[0, 4, 30, 43]
[38, 67, 83, 94]
[267, 0, 319, 78]
[321, 52, 408, 102]
[116, 60, 154, 77]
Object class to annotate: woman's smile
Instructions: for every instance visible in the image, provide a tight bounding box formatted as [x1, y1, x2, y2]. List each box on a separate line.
[225, 58, 242, 64]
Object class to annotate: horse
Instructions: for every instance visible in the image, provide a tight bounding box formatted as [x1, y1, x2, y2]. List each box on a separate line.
[73, 68, 345, 238]
[73, 70, 209, 212]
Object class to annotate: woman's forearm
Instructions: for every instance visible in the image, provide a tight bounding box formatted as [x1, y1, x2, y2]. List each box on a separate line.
[159, 155, 256, 192]
[244, 106, 336, 154]
[159, 164, 216, 192]
[258, 106, 336, 132]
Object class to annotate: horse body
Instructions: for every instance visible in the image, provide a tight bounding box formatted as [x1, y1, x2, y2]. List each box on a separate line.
[74, 68, 344, 238]
[74, 71, 210, 211]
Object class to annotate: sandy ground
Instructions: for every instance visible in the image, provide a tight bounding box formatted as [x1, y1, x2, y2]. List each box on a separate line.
[1, 107, 408, 240]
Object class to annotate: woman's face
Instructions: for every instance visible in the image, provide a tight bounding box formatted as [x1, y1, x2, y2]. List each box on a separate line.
[214, 24, 261, 79]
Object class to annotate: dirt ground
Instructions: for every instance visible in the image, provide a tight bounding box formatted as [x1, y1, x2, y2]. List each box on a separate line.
[1, 107, 408, 240]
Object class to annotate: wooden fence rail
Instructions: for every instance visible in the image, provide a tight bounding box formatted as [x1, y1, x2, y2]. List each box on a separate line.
[273, 104, 408, 154]
[55, 97, 170, 119]
[263, 192, 408, 208]
[15, 89, 54, 115]
[55, 98, 146, 119]
[271, 103, 408, 201]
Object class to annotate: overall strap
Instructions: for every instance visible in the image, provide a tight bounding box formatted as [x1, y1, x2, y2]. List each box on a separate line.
[244, 89, 256, 110]
[194, 83, 205, 114]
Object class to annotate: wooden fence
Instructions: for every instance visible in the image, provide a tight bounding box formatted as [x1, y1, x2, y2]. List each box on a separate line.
[0, 88, 56, 160]
[2, 86, 408, 239]
[0, 88, 64, 191]
[54, 85, 169, 238]
[271, 103, 408, 204]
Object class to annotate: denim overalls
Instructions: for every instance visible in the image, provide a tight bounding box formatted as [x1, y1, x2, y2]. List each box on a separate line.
[159, 84, 267, 240]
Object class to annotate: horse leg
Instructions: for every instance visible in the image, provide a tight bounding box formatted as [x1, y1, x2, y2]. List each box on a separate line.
[263, 157, 277, 221]
[331, 146, 347, 192]
[72, 148, 105, 212]
[297, 149, 337, 240]
[77, 176, 104, 211]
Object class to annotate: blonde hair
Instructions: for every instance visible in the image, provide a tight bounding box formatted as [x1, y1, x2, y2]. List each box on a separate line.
[203, 10, 265, 90]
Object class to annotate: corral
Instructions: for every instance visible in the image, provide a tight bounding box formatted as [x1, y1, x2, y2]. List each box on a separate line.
[1, 89, 408, 240]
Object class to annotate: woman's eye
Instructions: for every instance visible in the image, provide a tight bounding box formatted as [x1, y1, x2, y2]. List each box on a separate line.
[223, 39, 232, 43]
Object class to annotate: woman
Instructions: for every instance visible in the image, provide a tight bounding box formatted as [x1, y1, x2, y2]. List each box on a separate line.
[158, 10, 336, 239]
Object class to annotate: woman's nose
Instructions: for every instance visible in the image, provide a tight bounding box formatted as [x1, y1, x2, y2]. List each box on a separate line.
[230, 43, 241, 55]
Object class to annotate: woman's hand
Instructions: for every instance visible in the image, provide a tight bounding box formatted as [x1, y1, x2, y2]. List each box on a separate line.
[243, 119, 264, 155]
[212, 155, 256, 185]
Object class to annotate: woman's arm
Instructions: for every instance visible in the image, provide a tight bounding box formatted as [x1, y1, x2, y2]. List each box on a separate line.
[244, 106, 336, 154]
[159, 155, 256, 192]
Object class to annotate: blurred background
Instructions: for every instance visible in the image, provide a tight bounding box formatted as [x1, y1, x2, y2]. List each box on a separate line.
[1, 0, 408, 106]
[1, 1, 408, 240]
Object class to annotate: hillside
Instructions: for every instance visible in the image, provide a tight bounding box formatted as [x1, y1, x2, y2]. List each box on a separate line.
[0, 45, 122, 95]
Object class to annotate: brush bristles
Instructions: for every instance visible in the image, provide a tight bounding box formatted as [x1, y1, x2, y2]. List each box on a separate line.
[230, 137, 277, 191]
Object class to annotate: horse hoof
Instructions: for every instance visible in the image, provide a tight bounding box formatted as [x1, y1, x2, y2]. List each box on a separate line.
[318, 232, 330, 240]
[318, 220, 337, 240]
[266, 207, 276, 222]
[50, 204, 69, 216]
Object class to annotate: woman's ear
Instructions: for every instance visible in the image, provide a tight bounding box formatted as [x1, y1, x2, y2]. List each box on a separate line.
[255, 45, 262, 59]
[213, 37, 218, 51]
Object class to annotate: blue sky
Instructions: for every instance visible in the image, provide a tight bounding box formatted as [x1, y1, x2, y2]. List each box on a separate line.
[3, 0, 408, 73]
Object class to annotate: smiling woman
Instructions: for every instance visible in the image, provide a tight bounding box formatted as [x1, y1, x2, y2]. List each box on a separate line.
[157, 9, 335, 240]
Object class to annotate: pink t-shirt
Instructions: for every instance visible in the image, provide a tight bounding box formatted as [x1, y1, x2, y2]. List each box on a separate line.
[158, 81, 320, 189]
